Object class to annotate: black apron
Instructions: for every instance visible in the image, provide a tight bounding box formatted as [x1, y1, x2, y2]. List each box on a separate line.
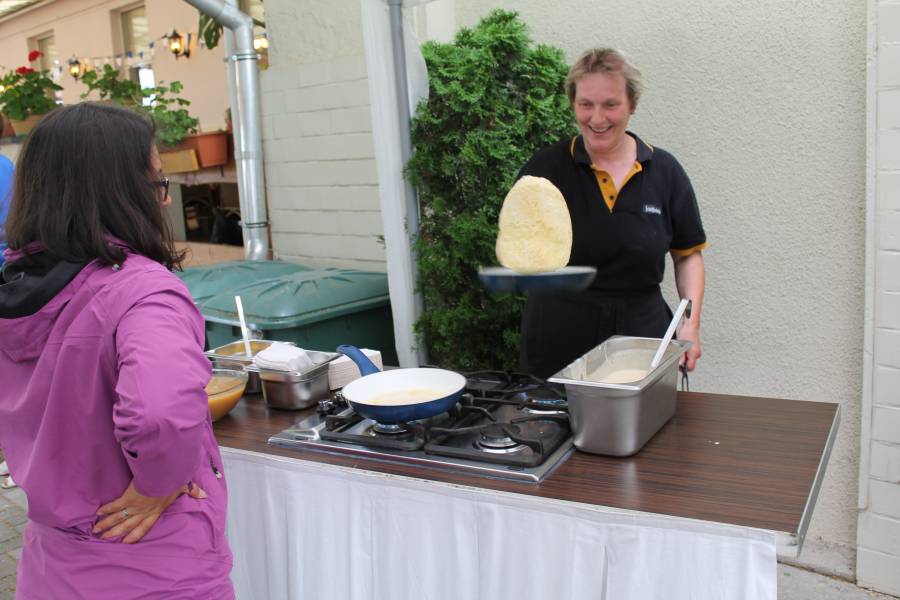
[520, 288, 673, 378]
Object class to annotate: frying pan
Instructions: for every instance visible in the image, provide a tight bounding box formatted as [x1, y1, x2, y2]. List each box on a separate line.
[478, 266, 597, 294]
[336, 345, 466, 424]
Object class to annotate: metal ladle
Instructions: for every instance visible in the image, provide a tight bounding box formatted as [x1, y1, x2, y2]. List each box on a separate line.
[650, 298, 693, 370]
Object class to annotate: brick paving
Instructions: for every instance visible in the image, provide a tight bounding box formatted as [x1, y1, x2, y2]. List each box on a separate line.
[0, 477, 25, 600]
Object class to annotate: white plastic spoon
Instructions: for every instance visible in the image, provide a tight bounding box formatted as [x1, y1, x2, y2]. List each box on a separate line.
[650, 298, 692, 370]
[234, 295, 253, 359]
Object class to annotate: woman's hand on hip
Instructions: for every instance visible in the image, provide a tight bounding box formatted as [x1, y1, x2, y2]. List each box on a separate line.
[679, 325, 702, 371]
[93, 479, 207, 543]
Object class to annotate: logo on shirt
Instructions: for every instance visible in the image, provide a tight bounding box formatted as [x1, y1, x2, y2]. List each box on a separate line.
[643, 204, 662, 216]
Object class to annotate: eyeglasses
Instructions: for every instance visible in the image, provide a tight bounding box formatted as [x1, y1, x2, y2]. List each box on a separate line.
[154, 177, 170, 199]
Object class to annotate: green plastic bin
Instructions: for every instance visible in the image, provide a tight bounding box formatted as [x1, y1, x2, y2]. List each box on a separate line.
[197, 268, 398, 366]
[175, 260, 312, 304]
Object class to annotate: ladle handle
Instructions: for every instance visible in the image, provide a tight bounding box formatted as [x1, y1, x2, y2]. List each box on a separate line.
[234, 295, 253, 359]
[650, 298, 692, 370]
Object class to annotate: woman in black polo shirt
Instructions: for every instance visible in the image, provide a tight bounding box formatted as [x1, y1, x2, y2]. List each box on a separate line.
[518, 48, 707, 378]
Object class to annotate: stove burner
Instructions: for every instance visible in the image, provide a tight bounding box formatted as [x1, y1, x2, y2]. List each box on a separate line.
[476, 432, 525, 453]
[372, 422, 407, 435]
[521, 400, 568, 416]
[477, 424, 522, 451]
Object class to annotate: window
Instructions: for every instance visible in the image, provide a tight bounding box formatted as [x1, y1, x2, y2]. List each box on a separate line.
[119, 5, 154, 95]
[36, 35, 57, 72]
[121, 6, 149, 57]
[29, 33, 61, 103]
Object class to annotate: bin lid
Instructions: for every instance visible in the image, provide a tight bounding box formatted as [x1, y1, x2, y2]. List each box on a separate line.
[176, 260, 311, 303]
[198, 268, 390, 329]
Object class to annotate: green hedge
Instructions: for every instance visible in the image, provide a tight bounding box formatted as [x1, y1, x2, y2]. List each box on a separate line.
[407, 10, 576, 371]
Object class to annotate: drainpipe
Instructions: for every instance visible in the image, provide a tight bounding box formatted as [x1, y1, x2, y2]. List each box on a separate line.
[222, 0, 244, 226]
[387, 0, 420, 237]
[183, 0, 268, 261]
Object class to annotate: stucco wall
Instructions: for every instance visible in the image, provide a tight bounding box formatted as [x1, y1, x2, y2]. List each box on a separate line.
[260, 0, 386, 270]
[0, 0, 228, 133]
[451, 0, 867, 575]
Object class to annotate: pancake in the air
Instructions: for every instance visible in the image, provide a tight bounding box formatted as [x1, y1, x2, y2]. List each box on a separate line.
[496, 176, 572, 274]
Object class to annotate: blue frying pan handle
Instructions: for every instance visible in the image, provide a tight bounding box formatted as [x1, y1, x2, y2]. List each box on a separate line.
[336, 344, 382, 376]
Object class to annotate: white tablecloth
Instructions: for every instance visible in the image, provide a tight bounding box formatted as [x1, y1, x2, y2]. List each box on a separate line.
[222, 448, 776, 600]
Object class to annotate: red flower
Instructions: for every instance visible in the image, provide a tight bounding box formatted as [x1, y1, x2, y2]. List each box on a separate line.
[27, 50, 41, 62]
[15, 66, 35, 75]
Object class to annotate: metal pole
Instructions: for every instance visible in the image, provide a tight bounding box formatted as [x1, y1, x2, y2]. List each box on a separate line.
[184, 0, 268, 260]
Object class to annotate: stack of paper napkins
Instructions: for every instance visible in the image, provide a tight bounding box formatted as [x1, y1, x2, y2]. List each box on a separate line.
[329, 348, 383, 390]
[252, 342, 315, 372]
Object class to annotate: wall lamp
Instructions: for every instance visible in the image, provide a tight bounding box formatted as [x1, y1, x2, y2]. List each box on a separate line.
[68, 57, 84, 80]
[167, 30, 191, 59]
[253, 33, 268, 52]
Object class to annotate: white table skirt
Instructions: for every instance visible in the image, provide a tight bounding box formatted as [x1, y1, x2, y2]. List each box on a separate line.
[222, 448, 776, 600]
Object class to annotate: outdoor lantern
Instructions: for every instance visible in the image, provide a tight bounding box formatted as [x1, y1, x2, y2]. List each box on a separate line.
[253, 33, 268, 52]
[68, 57, 84, 80]
[167, 30, 191, 59]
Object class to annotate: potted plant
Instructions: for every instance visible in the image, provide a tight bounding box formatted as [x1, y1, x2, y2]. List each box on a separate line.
[0, 51, 62, 136]
[151, 81, 228, 168]
[147, 80, 199, 148]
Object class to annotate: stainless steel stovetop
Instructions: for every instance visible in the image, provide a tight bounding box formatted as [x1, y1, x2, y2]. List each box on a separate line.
[268, 371, 575, 483]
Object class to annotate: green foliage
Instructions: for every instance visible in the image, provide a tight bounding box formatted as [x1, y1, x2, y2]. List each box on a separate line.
[407, 9, 575, 371]
[147, 80, 199, 148]
[79, 66, 198, 147]
[80, 64, 143, 104]
[199, 13, 223, 51]
[0, 53, 62, 121]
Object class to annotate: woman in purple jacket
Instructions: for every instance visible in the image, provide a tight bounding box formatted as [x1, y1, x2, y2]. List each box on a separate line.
[0, 103, 234, 599]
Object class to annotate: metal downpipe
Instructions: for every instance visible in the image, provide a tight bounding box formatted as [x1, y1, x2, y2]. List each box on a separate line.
[183, 0, 268, 260]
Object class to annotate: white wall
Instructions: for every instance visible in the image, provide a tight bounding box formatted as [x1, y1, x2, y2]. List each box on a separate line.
[858, 0, 900, 595]
[451, 0, 866, 577]
[260, 0, 386, 270]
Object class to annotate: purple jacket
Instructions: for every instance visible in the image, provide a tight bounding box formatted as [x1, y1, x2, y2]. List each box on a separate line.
[0, 246, 233, 599]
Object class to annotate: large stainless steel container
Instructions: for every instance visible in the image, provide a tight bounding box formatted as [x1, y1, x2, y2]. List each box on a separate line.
[249, 350, 340, 410]
[205, 340, 294, 394]
[549, 336, 691, 456]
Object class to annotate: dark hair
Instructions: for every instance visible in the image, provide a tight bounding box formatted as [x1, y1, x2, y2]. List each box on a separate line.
[6, 102, 184, 270]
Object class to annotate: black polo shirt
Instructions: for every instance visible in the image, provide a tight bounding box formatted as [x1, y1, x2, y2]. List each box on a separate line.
[517, 132, 707, 293]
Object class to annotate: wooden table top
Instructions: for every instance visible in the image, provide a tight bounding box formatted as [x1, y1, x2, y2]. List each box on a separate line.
[213, 391, 839, 537]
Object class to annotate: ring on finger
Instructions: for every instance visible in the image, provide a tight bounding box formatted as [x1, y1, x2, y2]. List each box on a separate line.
[122, 508, 130, 519]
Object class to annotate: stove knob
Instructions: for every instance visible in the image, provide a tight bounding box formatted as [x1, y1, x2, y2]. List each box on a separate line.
[318, 398, 335, 414]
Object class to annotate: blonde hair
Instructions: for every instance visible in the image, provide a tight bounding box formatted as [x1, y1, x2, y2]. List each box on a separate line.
[565, 48, 643, 110]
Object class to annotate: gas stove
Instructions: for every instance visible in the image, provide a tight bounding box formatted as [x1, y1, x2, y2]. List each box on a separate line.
[268, 370, 574, 483]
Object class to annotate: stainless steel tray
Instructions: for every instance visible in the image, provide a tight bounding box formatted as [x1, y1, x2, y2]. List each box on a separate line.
[205, 340, 295, 395]
[549, 336, 691, 456]
[246, 350, 340, 410]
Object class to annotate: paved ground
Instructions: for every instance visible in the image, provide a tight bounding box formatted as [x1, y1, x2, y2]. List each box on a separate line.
[0, 481, 26, 600]
[0, 476, 896, 599]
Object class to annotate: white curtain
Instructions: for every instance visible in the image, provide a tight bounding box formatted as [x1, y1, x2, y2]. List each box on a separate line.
[224, 448, 777, 600]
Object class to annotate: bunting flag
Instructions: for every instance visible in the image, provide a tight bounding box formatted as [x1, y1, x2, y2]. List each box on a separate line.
[64, 31, 183, 76]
